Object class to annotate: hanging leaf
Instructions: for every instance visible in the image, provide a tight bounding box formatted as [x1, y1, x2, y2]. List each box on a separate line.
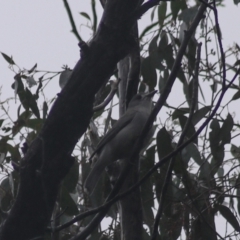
[1, 52, 15, 65]
[25, 88, 40, 119]
[0, 119, 4, 128]
[217, 204, 240, 232]
[140, 21, 158, 40]
[219, 114, 233, 145]
[178, 115, 197, 144]
[28, 63, 37, 74]
[24, 119, 43, 132]
[171, 0, 187, 21]
[231, 144, 240, 161]
[158, 2, 167, 27]
[43, 101, 48, 120]
[232, 90, 240, 101]
[156, 127, 173, 159]
[63, 160, 79, 193]
[192, 106, 211, 125]
[209, 119, 224, 174]
[162, 44, 175, 70]
[59, 69, 72, 89]
[59, 186, 79, 216]
[158, 69, 169, 94]
[172, 107, 189, 120]
[79, 12, 91, 21]
[181, 142, 202, 165]
[141, 57, 157, 90]
[140, 146, 155, 231]
[234, 0, 240, 5]
[149, 35, 164, 70]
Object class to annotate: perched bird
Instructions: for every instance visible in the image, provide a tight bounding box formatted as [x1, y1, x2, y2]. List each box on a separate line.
[84, 90, 157, 194]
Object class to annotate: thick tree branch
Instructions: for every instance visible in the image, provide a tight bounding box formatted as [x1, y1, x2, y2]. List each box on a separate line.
[0, 1, 141, 239]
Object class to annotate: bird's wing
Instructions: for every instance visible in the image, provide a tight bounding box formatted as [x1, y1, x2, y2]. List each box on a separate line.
[89, 109, 137, 159]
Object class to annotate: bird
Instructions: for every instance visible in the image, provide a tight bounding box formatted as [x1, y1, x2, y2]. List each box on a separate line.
[84, 90, 157, 194]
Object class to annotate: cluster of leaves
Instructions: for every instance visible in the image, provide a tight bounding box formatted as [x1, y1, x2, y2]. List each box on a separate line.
[1, 0, 240, 239]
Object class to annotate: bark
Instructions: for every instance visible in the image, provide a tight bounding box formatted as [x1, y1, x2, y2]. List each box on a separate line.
[118, 22, 143, 240]
[0, 1, 141, 239]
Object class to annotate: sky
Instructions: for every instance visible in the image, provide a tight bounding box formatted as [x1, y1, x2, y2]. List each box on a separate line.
[0, 0, 239, 113]
[0, 1, 239, 93]
[0, 0, 240, 237]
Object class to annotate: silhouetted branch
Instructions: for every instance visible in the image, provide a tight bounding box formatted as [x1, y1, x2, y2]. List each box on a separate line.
[63, 0, 82, 41]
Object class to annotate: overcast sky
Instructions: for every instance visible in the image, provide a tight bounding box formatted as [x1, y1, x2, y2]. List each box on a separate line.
[0, 1, 239, 95]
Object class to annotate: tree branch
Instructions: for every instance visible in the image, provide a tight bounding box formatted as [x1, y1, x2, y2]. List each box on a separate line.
[63, 0, 82, 41]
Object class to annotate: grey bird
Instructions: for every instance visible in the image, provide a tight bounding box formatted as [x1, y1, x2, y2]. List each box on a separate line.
[84, 90, 157, 194]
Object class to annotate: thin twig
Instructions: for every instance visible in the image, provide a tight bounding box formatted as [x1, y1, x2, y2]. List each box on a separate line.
[93, 79, 120, 111]
[91, 0, 98, 33]
[63, 0, 82, 41]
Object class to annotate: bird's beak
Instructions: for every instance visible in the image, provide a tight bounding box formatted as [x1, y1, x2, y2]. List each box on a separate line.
[145, 90, 157, 98]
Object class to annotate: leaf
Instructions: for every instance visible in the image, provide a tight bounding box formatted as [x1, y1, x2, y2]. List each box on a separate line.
[28, 63, 37, 74]
[59, 69, 72, 89]
[26, 76, 37, 88]
[14, 74, 39, 118]
[140, 21, 158, 40]
[35, 77, 43, 99]
[59, 186, 79, 216]
[178, 115, 197, 144]
[158, 69, 169, 94]
[209, 119, 224, 174]
[234, 0, 240, 5]
[181, 142, 202, 165]
[150, 6, 157, 21]
[162, 44, 174, 70]
[219, 114, 233, 145]
[231, 144, 240, 160]
[199, 160, 211, 182]
[217, 204, 240, 232]
[79, 12, 91, 21]
[0, 178, 13, 211]
[158, 31, 168, 51]
[25, 119, 43, 132]
[158, 2, 167, 27]
[1, 52, 15, 65]
[234, 59, 240, 66]
[172, 107, 189, 120]
[186, 39, 197, 75]
[43, 101, 48, 120]
[156, 127, 173, 159]
[149, 35, 164, 70]
[141, 146, 155, 230]
[141, 56, 157, 90]
[63, 160, 79, 193]
[0, 119, 4, 128]
[171, 0, 187, 21]
[237, 188, 240, 216]
[25, 88, 40, 119]
[232, 90, 240, 101]
[160, 209, 183, 240]
[192, 106, 211, 125]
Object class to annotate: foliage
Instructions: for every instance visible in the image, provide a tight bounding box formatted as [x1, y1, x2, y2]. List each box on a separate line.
[1, 0, 240, 239]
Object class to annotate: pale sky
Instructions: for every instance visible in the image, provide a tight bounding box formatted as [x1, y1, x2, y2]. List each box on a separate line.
[0, 1, 239, 92]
